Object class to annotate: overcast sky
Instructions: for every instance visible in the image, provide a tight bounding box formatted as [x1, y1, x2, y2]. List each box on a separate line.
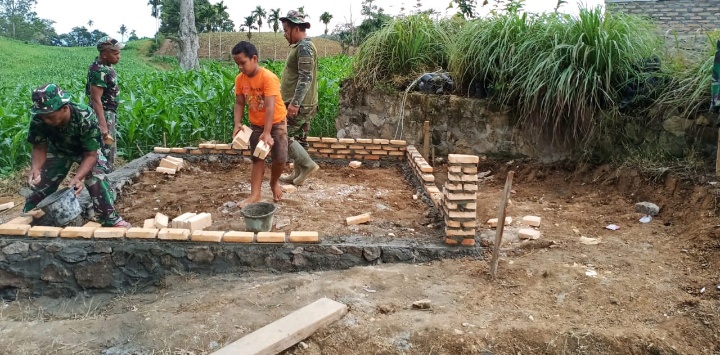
[35, 0, 605, 39]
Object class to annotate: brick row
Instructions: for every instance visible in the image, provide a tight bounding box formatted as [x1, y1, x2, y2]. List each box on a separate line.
[443, 155, 480, 247]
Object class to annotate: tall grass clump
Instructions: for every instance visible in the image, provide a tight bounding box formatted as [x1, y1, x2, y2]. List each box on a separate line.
[449, 7, 661, 144]
[353, 14, 451, 90]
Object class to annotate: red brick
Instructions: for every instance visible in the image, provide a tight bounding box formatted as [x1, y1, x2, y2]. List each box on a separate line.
[170, 148, 186, 154]
[0, 224, 30, 236]
[288, 231, 319, 243]
[224, 231, 254, 243]
[349, 145, 365, 150]
[312, 143, 329, 149]
[346, 213, 371, 225]
[390, 140, 407, 146]
[159, 158, 181, 171]
[355, 138, 372, 144]
[447, 193, 476, 201]
[519, 228, 541, 240]
[446, 228, 475, 237]
[389, 151, 405, 156]
[155, 213, 169, 229]
[382, 146, 397, 151]
[60, 227, 95, 239]
[94, 227, 126, 239]
[336, 150, 351, 154]
[448, 154, 479, 164]
[306, 136, 321, 142]
[522, 216, 541, 227]
[187, 213, 212, 232]
[364, 155, 381, 160]
[172, 212, 197, 229]
[422, 174, 435, 182]
[27, 226, 62, 238]
[256, 232, 286, 243]
[318, 149, 333, 154]
[338, 138, 355, 144]
[156, 167, 176, 175]
[461, 238, 476, 246]
[419, 165, 433, 173]
[158, 228, 190, 241]
[189, 149, 203, 155]
[372, 139, 390, 144]
[330, 155, 347, 159]
[321, 137, 338, 143]
[215, 144, 232, 150]
[365, 145, 382, 150]
[330, 144, 347, 149]
[445, 238, 459, 245]
[371, 150, 388, 156]
[6, 216, 33, 225]
[126, 228, 158, 239]
[463, 166, 478, 174]
[448, 211, 476, 219]
[154, 147, 171, 153]
[191, 230, 224, 243]
[353, 150, 370, 155]
[199, 143, 216, 149]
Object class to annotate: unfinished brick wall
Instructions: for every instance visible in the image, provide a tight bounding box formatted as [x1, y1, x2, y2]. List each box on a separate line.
[306, 137, 407, 161]
[405, 145, 442, 206]
[443, 154, 479, 246]
[606, 0, 719, 38]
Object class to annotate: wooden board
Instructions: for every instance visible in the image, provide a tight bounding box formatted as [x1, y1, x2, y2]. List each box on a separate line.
[212, 297, 348, 355]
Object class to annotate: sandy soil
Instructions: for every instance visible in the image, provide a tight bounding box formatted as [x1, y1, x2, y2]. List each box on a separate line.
[0, 161, 719, 355]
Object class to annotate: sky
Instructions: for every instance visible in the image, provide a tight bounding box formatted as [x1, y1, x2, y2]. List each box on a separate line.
[34, 0, 605, 40]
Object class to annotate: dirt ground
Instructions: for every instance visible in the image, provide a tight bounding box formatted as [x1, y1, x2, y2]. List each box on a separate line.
[1, 160, 719, 354]
[115, 161, 439, 239]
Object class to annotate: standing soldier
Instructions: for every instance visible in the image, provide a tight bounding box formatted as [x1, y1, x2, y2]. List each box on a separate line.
[86, 35, 124, 172]
[24, 84, 130, 228]
[279, 10, 320, 186]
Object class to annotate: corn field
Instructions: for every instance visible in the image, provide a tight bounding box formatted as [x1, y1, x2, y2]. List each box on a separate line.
[0, 38, 351, 176]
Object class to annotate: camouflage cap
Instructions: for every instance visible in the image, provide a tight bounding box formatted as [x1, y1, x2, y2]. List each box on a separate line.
[30, 83, 71, 115]
[280, 10, 311, 28]
[96, 35, 125, 51]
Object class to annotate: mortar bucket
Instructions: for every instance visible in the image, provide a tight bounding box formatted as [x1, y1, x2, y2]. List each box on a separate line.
[240, 202, 277, 232]
[36, 187, 82, 226]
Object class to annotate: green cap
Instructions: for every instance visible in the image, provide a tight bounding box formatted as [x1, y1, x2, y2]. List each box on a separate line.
[30, 83, 71, 115]
[96, 35, 125, 51]
[280, 10, 311, 28]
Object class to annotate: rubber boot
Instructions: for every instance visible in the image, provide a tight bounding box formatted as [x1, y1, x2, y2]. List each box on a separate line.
[290, 140, 319, 186]
[279, 142, 301, 183]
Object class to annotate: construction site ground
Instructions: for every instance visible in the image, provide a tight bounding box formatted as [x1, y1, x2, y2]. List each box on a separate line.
[0, 161, 719, 355]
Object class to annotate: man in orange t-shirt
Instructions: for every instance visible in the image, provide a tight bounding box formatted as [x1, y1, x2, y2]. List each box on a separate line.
[232, 41, 288, 206]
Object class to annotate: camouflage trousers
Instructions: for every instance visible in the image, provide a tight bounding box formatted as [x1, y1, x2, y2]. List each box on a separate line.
[103, 111, 117, 172]
[23, 151, 122, 226]
[287, 105, 317, 149]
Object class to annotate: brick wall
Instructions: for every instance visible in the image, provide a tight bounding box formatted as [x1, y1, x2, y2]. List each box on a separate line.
[606, 0, 719, 37]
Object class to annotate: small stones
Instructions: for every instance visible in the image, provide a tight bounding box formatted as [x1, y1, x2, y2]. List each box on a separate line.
[2, 242, 29, 255]
[411, 299, 432, 310]
[635, 202, 660, 216]
[328, 246, 344, 255]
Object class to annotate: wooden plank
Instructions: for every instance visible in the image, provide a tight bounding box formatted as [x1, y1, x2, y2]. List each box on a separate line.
[490, 171, 514, 279]
[212, 297, 348, 355]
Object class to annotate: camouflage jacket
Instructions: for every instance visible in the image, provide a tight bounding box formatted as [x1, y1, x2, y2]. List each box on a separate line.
[281, 37, 318, 108]
[28, 102, 102, 156]
[86, 57, 120, 112]
[712, 40, 720, 112]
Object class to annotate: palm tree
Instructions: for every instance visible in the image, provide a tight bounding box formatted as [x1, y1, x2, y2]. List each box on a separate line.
[297, 6, 310, 19]
[87, 19, 94, 29]
[118, 24, 127, 41]
[241, 15, 257, 40]
[148, 0, 160, 44]
[268, 8, 281, 60]
[319, 12, 333, 35]
[253, 6, 266, 35]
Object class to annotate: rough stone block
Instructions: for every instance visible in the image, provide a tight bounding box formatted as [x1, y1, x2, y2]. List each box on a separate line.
[191, 230, 224, 243]
[6, 216, 33, 225]
[94, 227, 126, 239]
[187, 213, 212, 232]
[154, 147, 171, 153]
[60, 227, 95, 239]
[486, 217, 512, 228]
[155, 213, 169, 229]
[522, 215, 541, 227]
[158, 228, 190, 241]
[156, 167, 176, 175]
[346, 213, 372, 225]
[256, 232, 286, 243]
[126, 228, 158, 239]
[518, 228, 541, 240]
[448, 154, 479, 164]
[0, 202, 14, 211]
[289, 231, 319, 243]
[349, 161, 362, 169]
[27, 226, 62, 238]
[143, 218, 156, 229]
[172, 212, 197, 229]
[253, 140, 270, 159]
[635, 202, 660, 216]
[223, 231, 254, 243]
[0, 224, 31, 236]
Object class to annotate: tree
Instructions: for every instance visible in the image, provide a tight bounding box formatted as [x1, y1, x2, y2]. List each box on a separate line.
[178, 0, 199, 69]
[148, 0, 160, 43]
[448, 0, 477, 19]
[118, 24, 127, 41]
[128, 29, 139, 41]
[319, 12, 332, 35]
[240, 15, 256, 40]
[297, 6, 309, 19]
[87, 19, 93, 28]
[159, 0, 233, 34]
[268, 8, 281, 60]
[0, 0, 37, 39]
[252, 6, 265, 35]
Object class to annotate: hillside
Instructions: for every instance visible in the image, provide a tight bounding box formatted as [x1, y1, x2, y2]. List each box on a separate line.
[0, 37, 158, 90]
[155, 32, 350, 61]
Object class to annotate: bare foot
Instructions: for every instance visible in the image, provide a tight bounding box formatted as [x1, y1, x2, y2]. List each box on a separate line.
[238, 195, 261, 208]
[271, 182, 284, 202]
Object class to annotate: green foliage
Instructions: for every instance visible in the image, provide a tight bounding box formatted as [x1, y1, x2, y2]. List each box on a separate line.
[159, 0, 234, 35]
[0, 37, 351, 176]
[353, 14, 452, 90]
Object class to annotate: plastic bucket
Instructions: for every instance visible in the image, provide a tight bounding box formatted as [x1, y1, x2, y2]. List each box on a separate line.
[36, 187, 82, 226]
[240, 202, 277, 232]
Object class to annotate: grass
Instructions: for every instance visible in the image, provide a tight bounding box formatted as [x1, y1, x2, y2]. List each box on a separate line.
[0, 36, 351, 177]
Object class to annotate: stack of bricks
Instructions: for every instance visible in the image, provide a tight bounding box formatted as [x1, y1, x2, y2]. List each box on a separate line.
[306, 138, 407, 161]
[443, 154, 479, 246]
[406, 145, 442, 207]
[154, 137, 408, 162]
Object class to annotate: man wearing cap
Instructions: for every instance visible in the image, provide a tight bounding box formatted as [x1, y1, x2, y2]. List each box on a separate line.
[86, 35, 124, 172]
[278, 10, 320, 186]
[25, 83, 130, 228]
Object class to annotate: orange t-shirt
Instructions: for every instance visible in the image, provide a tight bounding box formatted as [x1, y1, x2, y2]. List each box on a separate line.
[234, 67, 287, 126]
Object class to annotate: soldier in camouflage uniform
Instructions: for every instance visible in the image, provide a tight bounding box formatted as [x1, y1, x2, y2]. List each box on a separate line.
[712, 40, 720, 117]
[25, 84, 130, 228]
[86, 36, 125, 172]
[279, 10, 320, 186]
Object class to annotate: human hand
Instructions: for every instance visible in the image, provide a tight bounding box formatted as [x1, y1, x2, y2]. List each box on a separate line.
[259, 132, 274, 148]
[28, 168, 41, 187]
[68, 179, 84, 196]
[287, 104, 300, 118]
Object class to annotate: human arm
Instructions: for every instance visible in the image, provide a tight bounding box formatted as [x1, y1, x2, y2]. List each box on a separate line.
[89, 85, 109, 137]
[261, 95, 277, 147]
[233, 94, 246, 138]
[28, 144, 47, 187]
[287, 42, 316, 117]
[69, 150, 98, 196]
